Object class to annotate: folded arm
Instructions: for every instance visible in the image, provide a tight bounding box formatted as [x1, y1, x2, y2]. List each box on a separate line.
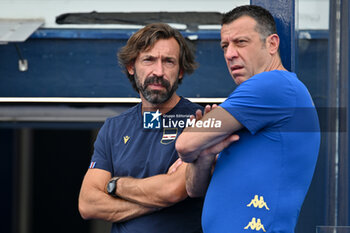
[176, 105, 241, 197]
[115, 159, 188, 208]
[79, 158, 188, 222]
[186, 134, 239, 197]
[176, 106, 242, 163]
[78, 168, 157, 223]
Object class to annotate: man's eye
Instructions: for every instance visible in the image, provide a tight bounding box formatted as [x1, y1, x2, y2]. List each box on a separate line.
[237, 40, 247, 45]
[142, 58, 154, 64]
[164, 59, 176, 67]
[221, 44, 228, 50]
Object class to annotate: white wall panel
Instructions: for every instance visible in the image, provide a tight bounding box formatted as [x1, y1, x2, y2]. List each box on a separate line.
[0, 0, 328, 29]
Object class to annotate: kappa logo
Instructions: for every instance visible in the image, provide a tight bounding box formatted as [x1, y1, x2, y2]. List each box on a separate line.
[244, 217, 266, 232]
[123, 136, 130, 144]
[143, 110, 161, 129]
[161, 128, 178, 144]
[247, 195, 270, 210]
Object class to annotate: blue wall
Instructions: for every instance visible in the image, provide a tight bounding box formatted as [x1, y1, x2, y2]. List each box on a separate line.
[0, 29, 234, 98]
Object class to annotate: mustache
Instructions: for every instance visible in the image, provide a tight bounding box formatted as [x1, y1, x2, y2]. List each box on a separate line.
[144, 76, 170, 89]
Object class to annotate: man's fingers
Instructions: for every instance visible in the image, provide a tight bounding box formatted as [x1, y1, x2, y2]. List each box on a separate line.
[204, 105, 211, 115]
[194, 105, 219, 122]
[190, 114, 195, 121]
[226, 134, 240, 144]
[218, 134, 240, 150]
[168, 158, 183, 174]
[195, 109, 203, 120]
[201, 134, 240, 157]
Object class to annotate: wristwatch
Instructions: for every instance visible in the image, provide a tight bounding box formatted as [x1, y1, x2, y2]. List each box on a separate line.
[106, 177, 120, 197]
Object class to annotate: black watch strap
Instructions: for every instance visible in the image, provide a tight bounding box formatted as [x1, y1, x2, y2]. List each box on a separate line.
[107, 177, 120, 197]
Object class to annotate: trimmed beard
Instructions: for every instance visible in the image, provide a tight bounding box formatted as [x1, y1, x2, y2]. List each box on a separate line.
[134, 72, 179, 105]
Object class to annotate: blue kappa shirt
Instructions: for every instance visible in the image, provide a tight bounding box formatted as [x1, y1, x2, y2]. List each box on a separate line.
[202, 71, 320, 233]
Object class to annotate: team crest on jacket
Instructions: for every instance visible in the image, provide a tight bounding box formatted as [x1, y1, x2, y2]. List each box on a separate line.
[161, 128, 178, 144]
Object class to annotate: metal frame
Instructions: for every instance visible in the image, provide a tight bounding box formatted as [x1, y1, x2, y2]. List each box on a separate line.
[250, 0, 296, 72]
[339, 0, 350, 226]
[0, 97, 226, 104]
[328, 0, 349, 226]
[31, 28, 222, 40]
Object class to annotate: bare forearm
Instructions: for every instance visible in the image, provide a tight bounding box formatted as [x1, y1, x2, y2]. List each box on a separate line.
[79, 186, 157, 223]
[116, 165, 188, 208]
[176, 107, 242, 162]
[176, 131, 225, 163]
[78, 169, 158, 223]
[186, 155, 215, 197]
[185, 134, 240, 197]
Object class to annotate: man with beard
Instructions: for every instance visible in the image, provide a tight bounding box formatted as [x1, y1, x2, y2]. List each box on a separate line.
[78, 23, 236, 233]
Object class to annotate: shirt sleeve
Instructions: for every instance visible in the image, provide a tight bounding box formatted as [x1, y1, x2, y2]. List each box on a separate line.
[220, 72, 296, 135]
[89, 118, 113, 173]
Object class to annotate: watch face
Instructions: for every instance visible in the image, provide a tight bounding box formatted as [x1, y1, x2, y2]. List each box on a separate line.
[107, 180, 115, 194]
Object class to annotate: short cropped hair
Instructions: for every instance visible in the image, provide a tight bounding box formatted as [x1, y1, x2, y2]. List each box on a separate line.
[118, 23, 197, 92]
[222, 5, 277, 41]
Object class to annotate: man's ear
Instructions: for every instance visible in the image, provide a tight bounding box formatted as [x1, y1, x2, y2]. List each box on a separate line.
[179, 69, 184, 80]
[267, 34, 280, 55]
[126, 63, 135, 75]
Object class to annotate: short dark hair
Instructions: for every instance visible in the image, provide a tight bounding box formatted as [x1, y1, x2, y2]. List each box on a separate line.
[118, 23, 197, 92]
[222, 5, 277, 41]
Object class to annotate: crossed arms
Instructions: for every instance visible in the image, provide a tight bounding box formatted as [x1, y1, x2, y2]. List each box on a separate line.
[78, 105, 241, 223]
[78, 158, 188, 223]
[176, 105, 242, 197]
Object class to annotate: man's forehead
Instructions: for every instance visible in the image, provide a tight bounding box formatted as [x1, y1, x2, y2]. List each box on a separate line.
[139, 50, 178, 58]
[221, 16, 258, 38]
[138, 39, 180, 58]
